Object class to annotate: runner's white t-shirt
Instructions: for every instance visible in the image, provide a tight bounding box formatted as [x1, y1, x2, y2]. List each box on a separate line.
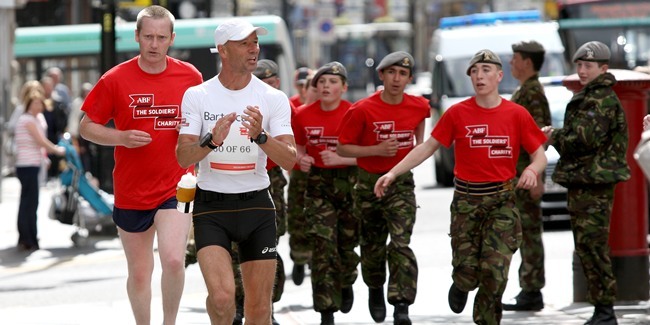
[180, 75, 293, 193]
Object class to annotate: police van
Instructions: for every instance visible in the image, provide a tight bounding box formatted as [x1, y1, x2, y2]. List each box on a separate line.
[428, 10, 572, 220]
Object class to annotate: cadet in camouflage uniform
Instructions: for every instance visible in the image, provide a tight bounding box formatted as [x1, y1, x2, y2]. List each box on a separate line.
[292, 62, 358, 325]
[288, 71, 318, 286]
[375, 49, 548, 325]
[544, 41, 630, 325]
[338, 52, 430, 325]
[503, 40, 552, 311]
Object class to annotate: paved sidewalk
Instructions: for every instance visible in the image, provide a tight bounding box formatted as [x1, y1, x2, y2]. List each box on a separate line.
[0, 170, 649, 324]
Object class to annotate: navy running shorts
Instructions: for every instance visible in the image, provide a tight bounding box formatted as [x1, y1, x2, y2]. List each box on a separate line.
[112, 197, 177, 233]
[192, 187, 277, 262]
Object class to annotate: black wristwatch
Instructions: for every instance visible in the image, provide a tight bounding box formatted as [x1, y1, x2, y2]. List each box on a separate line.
[200, 133, 220, 150]
[250, 130, 268, 145]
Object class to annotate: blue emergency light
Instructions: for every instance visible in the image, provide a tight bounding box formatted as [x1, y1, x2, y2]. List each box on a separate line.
[440, 10, 542, 29]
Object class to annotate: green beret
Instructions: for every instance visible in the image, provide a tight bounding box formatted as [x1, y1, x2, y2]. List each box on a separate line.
[512, 40, 545, 54]
[466, 49, 502, 76]
[311, 61, 348, 87]
[376, 51, 415, 72]
[254, 59, 279, 79]
[572, 41, 610, 63]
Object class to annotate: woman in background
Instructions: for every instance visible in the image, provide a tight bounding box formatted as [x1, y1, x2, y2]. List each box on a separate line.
[14, 91, 65, 252]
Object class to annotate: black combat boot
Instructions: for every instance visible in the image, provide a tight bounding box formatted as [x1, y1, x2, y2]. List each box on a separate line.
[584, 304, 617, 325]
[393, 302, 411, 325]
[368, 287, 386, 323]
[184, 240, 197, 268]
[448, 283, 468, 314]
[292, 263, 305, 285]
[232, 300, 244, 325]
[341, 286, 354, 313]
[502, 290, 544, 311]
[320, 311, 334, 325]
[272, 305, 280, 325]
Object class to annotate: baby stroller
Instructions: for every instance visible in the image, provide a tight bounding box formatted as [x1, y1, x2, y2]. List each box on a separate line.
[49, 133, 115, 247]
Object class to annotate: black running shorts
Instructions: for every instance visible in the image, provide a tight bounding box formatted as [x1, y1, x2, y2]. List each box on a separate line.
[112, 196, 177, 233]
[192, 187, 277, 262]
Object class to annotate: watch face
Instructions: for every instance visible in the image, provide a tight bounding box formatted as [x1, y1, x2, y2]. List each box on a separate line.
[257, 133, 268, 144]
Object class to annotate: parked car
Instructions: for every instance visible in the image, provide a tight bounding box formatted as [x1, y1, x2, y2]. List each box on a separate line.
[540, 81, 571, 222]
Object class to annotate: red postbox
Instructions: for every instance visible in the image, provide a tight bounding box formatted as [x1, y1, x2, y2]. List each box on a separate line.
[563, 69, 650, 302]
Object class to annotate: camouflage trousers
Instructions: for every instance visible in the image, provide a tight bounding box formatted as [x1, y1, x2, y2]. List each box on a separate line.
[356, 169, 418, 305]
[287, 169, 311, 265]
[514, 187, 545, 291]
[232, 241, 285, 304]
[304, 166, 359, 312]
[268, 166, 288, 236]
[450, 189, 522, 325]
[567, 184, 616, 305]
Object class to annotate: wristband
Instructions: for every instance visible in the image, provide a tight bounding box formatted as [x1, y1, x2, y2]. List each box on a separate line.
[525, 167, 538, 178]
[210, 139, 223, 148]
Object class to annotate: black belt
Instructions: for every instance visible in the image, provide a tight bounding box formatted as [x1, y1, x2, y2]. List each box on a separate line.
[196, 187, 263, 202]
[357, 168, 412, 183]
[454, 178, 514, 196]
[310, 166, 356, 178]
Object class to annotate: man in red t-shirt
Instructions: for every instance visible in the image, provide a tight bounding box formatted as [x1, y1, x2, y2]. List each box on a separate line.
[289, 67, 311, 107]
[337, 51, 429, 325]
[287, 70, 318, 287]
[374, 49, 547, 325]
[293, 61, 358, 324]
[79, 6, 203, 325]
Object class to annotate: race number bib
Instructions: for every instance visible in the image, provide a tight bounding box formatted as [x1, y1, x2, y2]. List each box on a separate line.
[207, 126, 259, 174]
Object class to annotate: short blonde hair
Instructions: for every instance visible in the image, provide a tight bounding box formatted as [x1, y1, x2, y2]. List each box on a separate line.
[136, 5, 175, 34]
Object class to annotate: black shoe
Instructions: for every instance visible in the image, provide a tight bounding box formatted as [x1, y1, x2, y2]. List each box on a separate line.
[502, 290, 544, 311]
[320, 311, 334, 325]
[232, 302, 244, 325]
[292, 263, 305, 286]
[341, 287, 354, 313]
[184, 241, 197, 268]
[368, 287, 386, 323]
[393, 302, 411, 325]
[448, 283, 468, 314]
[584, 304, 617, 325]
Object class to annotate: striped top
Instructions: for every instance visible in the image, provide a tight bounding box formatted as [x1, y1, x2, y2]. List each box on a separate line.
[14, 114, 47, 167]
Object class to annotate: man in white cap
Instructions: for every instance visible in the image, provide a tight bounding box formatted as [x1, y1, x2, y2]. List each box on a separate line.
[177, 17, 296, 325]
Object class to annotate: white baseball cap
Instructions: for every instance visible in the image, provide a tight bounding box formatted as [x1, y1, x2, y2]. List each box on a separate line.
[209, 19, 268, 53]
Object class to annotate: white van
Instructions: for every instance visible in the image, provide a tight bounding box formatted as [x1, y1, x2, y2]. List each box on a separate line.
[429, 10, 572, 189]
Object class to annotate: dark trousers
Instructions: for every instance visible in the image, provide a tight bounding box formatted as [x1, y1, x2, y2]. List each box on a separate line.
[16, 166, 40, 248]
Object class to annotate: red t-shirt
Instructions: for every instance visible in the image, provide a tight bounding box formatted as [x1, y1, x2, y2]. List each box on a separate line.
[289, 94, 302, 108]
[432, 97, 546, 182]
[82, 56, 203, 209]
[338, 91, 431, 174]
[266, 101, 297, 170]
[293, 99, 352, 169]
[289, 103, 306, 171]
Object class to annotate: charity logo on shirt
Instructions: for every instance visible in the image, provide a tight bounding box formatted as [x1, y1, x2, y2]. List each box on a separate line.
[130, 94, 181, 130]
[466, 124, 512, 158]
[373, 121, 414, 149]
[306, 127, 338, 151]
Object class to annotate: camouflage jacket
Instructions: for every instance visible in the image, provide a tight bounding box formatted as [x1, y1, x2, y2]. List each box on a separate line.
[551, 72, 631, 186]
[511, 74, 552, 175]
